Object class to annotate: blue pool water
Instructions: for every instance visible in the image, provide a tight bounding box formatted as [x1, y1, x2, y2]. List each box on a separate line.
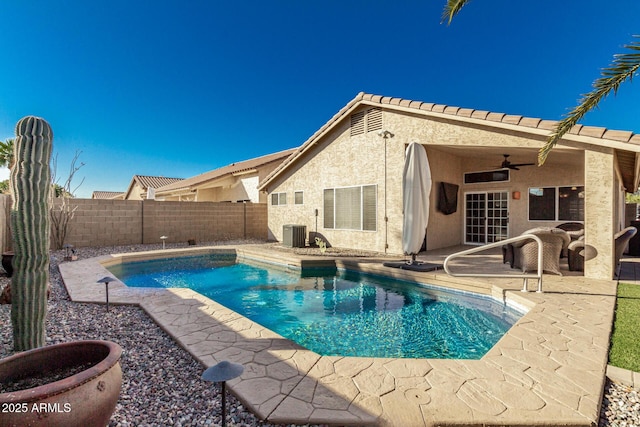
[107, 254, 523, 359]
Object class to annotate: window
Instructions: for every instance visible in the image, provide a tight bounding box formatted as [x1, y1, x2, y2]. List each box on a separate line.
[271, 192, 287, 206]
[294, 191, 303, 205]
[464, 169, 510, 184]
[324, 185, 377, 231]
[528, 186, 584, 221]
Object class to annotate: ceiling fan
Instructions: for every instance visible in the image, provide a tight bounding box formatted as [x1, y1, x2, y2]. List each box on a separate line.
[500, 154, 535, 170]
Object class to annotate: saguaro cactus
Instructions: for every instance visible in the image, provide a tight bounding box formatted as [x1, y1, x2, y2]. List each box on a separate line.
[10, 116, 52, 351]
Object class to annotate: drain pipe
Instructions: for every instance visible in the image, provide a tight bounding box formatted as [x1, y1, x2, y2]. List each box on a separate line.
[378, 130, 394, 253]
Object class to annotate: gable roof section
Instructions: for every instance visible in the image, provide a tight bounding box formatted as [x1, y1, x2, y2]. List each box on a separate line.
[155, 148, 297, 196]
[124, 175, 184, 199]
[259, 92, 640, 192]
[91, 191, 124, 199]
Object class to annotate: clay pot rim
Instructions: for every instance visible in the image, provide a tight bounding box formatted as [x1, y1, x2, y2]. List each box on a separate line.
[0, 339, 122, 403]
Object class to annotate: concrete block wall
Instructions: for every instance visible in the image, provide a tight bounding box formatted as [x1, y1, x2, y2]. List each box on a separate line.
[53, 199, 143, 248]
[1, 196, 268, 250]
[142, 201, 268, 244]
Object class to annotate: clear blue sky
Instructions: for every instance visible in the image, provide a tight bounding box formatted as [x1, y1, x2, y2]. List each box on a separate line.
[1, 1, 639, 198]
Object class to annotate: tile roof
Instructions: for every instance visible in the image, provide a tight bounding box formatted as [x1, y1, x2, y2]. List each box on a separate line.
[155, 148, 296, 195]
[91, 191, 124, 199]
[260, 92, 640, 191]
[123, 175, 184, 200]
[133, 175, 184, 189]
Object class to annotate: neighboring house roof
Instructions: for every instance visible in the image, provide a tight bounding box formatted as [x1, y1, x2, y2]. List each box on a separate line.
[155, 148, 297, 196]
[124, 175, 184, 199]
[91, 191, 124, 199]
[259, 92, 640, 192]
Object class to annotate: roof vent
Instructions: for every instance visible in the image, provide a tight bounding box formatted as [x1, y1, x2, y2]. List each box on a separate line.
[350, 111, 365, 136]
[350, 108, 382, 137]
[367, 108, 382, 132]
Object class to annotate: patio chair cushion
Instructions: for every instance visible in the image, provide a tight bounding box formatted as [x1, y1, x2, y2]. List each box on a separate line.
[557, 222, 584, 232]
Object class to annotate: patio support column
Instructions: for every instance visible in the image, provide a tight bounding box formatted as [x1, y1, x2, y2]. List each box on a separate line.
[584, 148, 615, 280]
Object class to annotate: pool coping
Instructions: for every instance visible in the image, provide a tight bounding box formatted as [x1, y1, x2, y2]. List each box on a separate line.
[59, 244, 617, 426]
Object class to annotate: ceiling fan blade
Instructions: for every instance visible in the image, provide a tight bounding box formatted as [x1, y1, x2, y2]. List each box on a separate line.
[510, 162, 535, 167]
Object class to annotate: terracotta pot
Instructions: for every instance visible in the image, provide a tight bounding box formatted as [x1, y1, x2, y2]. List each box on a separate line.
[1, 252, 13, 277]
[0, 340, 122, 427]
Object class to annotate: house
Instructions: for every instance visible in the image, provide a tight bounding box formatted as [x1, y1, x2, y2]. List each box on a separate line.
[123, 175, 184, 200]
[91, 191, 124, 200]
[154, 149, 296, 203]
[258, 92, 640, 280]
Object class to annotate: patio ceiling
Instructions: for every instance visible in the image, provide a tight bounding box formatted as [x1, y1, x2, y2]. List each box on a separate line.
[431, 145, 582, 168]
[431, 145, 638, 192]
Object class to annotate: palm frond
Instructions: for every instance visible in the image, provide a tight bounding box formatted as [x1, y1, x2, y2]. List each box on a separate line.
[441, 0, 472, 25]
[539, 35, 640, 165]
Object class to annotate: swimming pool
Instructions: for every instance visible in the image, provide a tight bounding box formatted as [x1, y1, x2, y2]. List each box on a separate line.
[107, 254, 523, 359]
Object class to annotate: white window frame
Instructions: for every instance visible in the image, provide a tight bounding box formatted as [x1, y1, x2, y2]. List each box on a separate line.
[294, 191, 304, 205]
[271, 192, 287, 206]
[323, 184, 377, 231]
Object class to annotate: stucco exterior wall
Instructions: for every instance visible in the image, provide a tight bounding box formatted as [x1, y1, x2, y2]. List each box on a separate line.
[584, 149, 616, 279]
[268, 110, 584, 254]
[266, 118, 402, 253]
[458, 154, 584, 238]
[126, 183, 145, 200]
[424, 147, 463, 250]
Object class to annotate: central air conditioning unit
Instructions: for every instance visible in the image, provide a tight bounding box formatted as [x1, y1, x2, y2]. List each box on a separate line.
[282, 224, 306, 248]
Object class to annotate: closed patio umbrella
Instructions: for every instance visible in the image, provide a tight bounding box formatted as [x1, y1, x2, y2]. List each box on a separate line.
[402, 142, 432, 263]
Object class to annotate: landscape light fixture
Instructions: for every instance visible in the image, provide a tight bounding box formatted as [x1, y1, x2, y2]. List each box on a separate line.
[63, 244, 77, 261]
[160, 235, 168, 249]
[201, 361, 244, 427]
[97, 276, 116, 312]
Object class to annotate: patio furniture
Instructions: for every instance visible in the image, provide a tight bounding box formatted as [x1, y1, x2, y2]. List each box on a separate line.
[557, 222, 584, 232]
[511, 228, 570, 275]
[502, 244, 514, 268]
[568, 226, 638, 277]
[567, 237, 585, 272]
[557, 222, 584, 257]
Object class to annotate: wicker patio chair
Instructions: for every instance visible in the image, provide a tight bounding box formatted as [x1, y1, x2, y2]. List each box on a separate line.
[557, 222, 584, 257]
[511, 228, 570, 275]
[568, 226, 637, 277]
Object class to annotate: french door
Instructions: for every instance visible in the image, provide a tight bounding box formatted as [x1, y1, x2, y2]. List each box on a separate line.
[464, 191, 509, 244]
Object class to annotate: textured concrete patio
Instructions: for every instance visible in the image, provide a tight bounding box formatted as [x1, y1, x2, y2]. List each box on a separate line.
[59, 244, 618, 426]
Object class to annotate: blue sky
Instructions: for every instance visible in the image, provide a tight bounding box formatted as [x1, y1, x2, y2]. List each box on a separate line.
[1, 1, 639, 197]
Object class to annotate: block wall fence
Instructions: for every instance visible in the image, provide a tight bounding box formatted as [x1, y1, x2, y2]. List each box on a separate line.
[0, 195, 268, 250]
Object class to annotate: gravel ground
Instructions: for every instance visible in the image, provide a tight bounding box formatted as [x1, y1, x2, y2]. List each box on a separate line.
[0, 241, 638, 426]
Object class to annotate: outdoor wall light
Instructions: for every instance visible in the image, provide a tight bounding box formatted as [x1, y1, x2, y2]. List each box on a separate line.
[512, 191, 521, 200]
[202, 361, 244, 427]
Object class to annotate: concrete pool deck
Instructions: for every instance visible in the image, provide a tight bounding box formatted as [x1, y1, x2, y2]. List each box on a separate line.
[59, 244, 618, 426]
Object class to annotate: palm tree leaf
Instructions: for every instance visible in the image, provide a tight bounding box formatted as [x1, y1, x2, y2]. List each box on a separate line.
[442, 0, 472, 24]
[539, 36, 640, 165]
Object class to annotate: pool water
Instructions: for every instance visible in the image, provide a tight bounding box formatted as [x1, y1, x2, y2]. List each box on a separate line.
[107, 255, 522, 359]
